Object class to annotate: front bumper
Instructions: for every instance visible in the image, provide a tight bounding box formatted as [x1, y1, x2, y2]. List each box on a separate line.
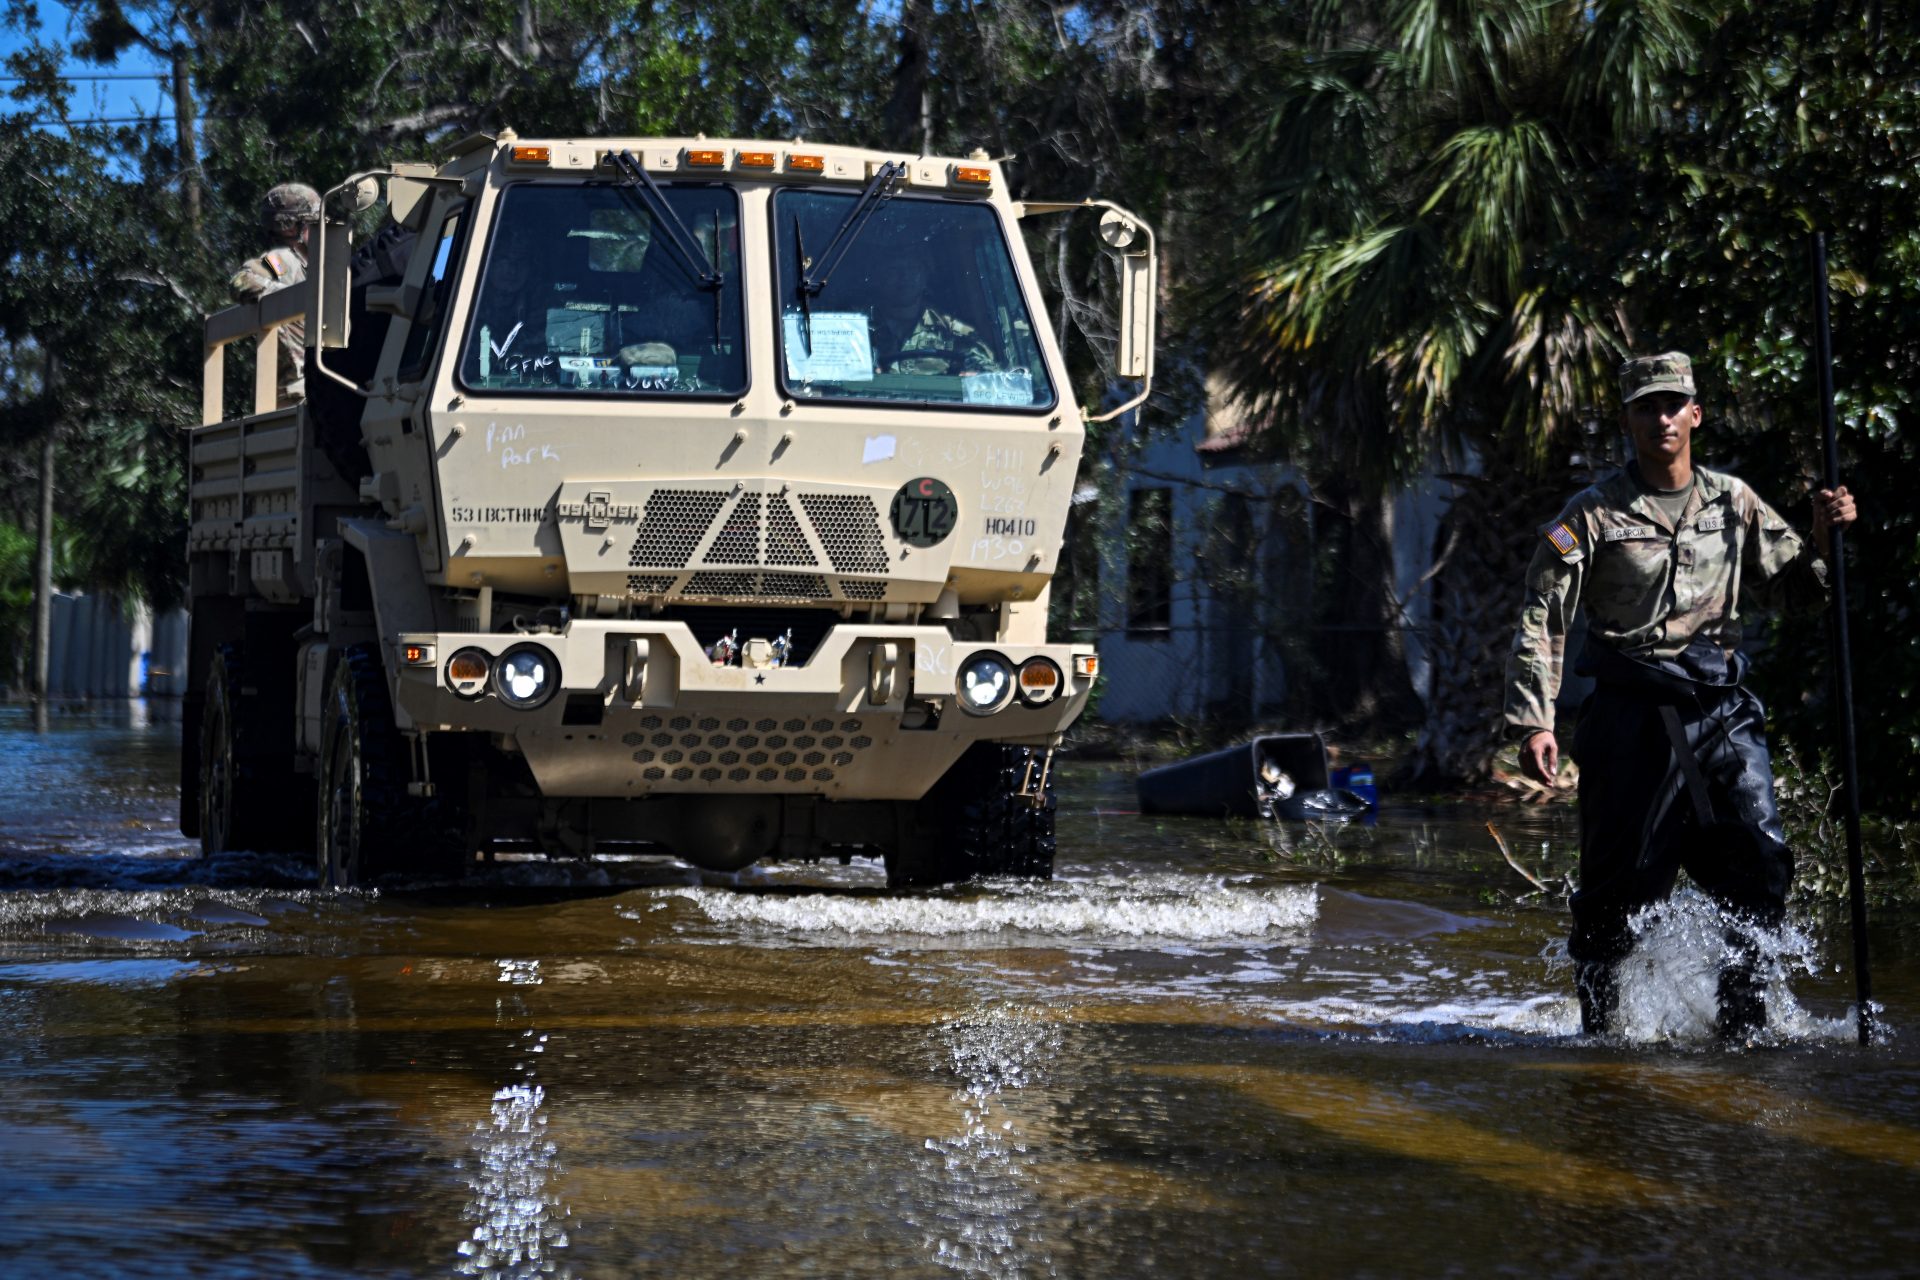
[389, 621, 1094, 801]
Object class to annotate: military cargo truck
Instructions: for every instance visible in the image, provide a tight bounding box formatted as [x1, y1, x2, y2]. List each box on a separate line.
[183, 130, 1156, 887]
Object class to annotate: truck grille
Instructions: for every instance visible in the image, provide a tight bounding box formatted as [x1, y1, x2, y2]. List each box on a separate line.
[795, 494, 890, 573]
[631, 490, 729, 569]
[765, 495, 816, 565]
[704, 494, 762, 563]
[624, 487, 891, 602]
[622, 713, 877, 784]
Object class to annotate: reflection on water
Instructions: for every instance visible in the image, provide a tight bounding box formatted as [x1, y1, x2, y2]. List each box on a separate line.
[3, 711, 1920, 1277]
[916, 1003, 1059, 1277]
[458, 960, 573, 1277]
[458, 1079, 570, 1276]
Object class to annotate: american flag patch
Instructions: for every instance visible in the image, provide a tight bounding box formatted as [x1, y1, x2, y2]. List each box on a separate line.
[1546, 522, 1579, 555]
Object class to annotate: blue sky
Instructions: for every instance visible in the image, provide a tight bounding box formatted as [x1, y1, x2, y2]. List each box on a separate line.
[2, 0, 172, 128]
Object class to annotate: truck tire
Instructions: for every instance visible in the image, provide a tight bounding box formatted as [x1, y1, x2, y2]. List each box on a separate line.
[315, 644, 465, 886]
[887, 744, 1056, 889]
[198, 644, 286, 856]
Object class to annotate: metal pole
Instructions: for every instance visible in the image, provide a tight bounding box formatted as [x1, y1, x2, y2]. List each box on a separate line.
[1810, 231, 1872, 1046]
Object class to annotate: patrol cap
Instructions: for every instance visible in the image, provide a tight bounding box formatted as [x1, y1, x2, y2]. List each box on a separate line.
[262, 183, 321, 233]
[1619, 351, 1696, 403]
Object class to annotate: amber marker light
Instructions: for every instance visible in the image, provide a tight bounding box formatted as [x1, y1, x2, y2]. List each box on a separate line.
[1016, 657, 1063, 707]
[446, 648, 492, 700]
[509, 146, 551, 164]
[1073, 654, 1100, 679]
[403, 643, 435, 665]
[787, 153, 825, 172]
[686, 149, 727, 167]
[954, 165, 993, 185]
[736, 150, 775, 168]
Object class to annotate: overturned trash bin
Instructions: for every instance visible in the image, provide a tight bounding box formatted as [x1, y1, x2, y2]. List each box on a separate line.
[1136, 733, 1373, 821]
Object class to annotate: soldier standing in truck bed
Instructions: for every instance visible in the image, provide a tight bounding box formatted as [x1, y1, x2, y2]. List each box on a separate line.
[229, 182, 321, 403]
[1503, 351, 1856, 1039]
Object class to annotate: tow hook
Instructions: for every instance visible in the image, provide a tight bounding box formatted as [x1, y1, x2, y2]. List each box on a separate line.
[1018, 747, 1055, 808]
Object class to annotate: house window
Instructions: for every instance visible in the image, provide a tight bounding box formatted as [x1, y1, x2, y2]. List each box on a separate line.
[1052, 500, 1102, 636]
[1127, 487, 1173, 634]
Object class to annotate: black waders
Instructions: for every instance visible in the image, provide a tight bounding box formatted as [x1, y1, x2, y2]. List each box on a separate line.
[1567, 641, 1793, 1039]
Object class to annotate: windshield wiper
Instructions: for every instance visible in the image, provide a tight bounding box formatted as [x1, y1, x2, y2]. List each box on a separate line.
[611, 149, 723, 292]
[793, 215, 813, 354]
[798, 159, 905, 299]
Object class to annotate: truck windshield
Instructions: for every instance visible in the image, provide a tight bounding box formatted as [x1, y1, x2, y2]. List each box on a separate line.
[773, 191, 1055, 411]
[457, 183, 744, 397]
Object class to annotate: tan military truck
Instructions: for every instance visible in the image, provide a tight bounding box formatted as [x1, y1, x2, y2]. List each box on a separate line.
[182, 131, 1155, 887]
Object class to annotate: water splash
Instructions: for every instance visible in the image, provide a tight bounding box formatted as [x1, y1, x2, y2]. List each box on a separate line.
[1548, 888, 1851, 1046]
[648, 874, 1319, 948]
[915, 1003, 1061, 1277]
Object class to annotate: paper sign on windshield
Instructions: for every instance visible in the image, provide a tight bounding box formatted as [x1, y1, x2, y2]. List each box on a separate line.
[962, 368, 1036, 406]
[783, 311, 874, 382]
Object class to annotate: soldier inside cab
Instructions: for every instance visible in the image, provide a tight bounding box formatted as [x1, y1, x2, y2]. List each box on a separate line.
[870, 247, 1000, 377]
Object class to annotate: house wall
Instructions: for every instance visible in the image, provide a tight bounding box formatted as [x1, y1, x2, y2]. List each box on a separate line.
[1081, 408, 1303, 724]
[1068, 401, 1597, 727]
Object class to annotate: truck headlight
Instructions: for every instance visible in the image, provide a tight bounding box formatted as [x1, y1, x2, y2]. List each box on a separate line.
[492, 643, 558, 709]
[956, 651, 1016, 715]
[1015, 657, 1063, 707]
[446, 647, 492, 699]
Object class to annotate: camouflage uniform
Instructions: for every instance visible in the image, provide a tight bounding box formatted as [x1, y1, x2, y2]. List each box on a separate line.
[230, 183, 320, 404]
[1502, 464, 1829, 737]
[884, 308, 999, 376]
[1502, 351, 1831, 1037]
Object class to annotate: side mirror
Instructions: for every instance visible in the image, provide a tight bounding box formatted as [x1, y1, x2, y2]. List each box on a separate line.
[1008, 198, 1158, 422]
[1102, 211, 1156, 382]
[319, 221, 352, 349]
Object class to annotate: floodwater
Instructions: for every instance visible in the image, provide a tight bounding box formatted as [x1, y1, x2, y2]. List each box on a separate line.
[3, 706, 1919, 1278]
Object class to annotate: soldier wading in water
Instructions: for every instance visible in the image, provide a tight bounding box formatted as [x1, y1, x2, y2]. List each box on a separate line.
[1504, 353, 1857, 1038]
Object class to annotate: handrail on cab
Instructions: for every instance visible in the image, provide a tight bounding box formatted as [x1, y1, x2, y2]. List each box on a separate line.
[201, 282, 308, 427]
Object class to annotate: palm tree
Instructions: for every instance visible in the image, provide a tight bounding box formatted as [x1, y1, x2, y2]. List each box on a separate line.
[1215, 0, 1704, 780]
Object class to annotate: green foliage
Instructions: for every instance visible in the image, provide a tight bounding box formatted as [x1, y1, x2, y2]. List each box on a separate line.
[1216, 0, 1920, 804]
[1219, 0, 1701, 483]
[1774, 743, 1919, 906]
[1617, 1, 1920, 812]
[0, 516, 83, 687]
[0, 108, 201, 617]
[0, 520, 38, 683]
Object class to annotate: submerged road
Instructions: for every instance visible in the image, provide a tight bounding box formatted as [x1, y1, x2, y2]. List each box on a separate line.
[2, 705, 1918, 1277]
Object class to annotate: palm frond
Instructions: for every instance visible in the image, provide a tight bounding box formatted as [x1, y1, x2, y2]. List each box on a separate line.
[1421, 119, 1574, 292]
[1563, 0, 1705, 137]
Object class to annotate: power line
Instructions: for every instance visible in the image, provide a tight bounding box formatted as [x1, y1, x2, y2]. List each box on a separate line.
[0, 74, 170, 82]
[9, 114, 240, 126]
[13, 115, 175, 126]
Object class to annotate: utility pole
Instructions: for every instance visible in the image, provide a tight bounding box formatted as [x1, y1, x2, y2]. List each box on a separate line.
[170, 49, 200, 232]
[32, 352, 58, 734]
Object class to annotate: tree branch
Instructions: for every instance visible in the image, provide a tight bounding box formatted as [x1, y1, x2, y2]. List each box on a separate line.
[115, 269, 201, 311]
